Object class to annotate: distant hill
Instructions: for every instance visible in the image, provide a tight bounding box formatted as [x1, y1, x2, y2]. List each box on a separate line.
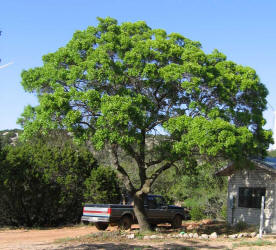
[267, 150, 276, 158]
[0, 129, 21, 147]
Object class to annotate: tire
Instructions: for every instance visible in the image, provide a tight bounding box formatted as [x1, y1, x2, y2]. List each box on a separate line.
[95, 222, 109, 231]
[119, 215, 132, 230]
[150, 224, 157, 230]
[171, 215, 183, 229]
[82, 221, 89, 225]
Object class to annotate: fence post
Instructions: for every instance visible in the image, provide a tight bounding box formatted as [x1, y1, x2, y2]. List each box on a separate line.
[259, 196, 265, 239]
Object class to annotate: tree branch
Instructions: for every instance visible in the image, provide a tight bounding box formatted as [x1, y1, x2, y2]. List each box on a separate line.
[149, 162, 174, 186]
[146, 159, 164, 168]
[110, 144, 135, 193]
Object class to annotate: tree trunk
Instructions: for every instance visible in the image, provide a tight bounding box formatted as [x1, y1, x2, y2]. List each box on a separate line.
[133, 193, 152, 232]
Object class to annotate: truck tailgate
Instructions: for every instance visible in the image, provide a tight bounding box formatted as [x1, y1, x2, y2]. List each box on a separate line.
[82, 205, 111, 222]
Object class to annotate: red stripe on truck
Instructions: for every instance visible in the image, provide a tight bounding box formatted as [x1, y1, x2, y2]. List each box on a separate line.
[84, 210, 108, 214]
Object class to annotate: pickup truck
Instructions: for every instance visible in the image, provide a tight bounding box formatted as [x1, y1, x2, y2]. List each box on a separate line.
[81, 194, 188, 230]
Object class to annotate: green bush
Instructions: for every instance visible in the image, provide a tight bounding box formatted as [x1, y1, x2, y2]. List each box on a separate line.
[84, 165, 121, 204]
[0, 138, 120, 227]
[189, 206, 205, 221]
[220, 204, 227, 220]
[234, 221, 249, 232]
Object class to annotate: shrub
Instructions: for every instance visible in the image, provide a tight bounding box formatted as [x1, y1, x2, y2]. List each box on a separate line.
[234, 221, 249, 232]
[0, 140, 119, 227]
[220, 204, 227, 220]
[84, 165, 121, 204]
[189, 206, 205, 221]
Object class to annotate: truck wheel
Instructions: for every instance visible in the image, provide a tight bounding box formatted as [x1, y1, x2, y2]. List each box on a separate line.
[171, 215, 182, 229]
[83, 221, 89, 225]
[95, 222, 108, 231]
[119, 215, 132, 230]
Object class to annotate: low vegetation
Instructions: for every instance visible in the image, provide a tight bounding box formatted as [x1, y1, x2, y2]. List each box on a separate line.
[232, 239, 276, 249]
[0, 129, 228, 228]
[0, 131, 121, 227]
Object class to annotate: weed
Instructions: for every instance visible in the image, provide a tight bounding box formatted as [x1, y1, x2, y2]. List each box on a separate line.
[232, 239, 275, 248]
[54, 237, 74, 244]
[233, 221, 248, 232]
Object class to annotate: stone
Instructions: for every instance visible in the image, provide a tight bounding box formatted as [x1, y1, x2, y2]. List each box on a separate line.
[150, 235, 157, 239]
[238, 233, 243, 238]
[193, 233, 199, 238]
[126, 234, 135, 239]
[229, 234, 238, 239]
[250, 232, 257, 238]
[210, 232, 218, 239]
[201, 234, 209, 239]
[183, 233, 189, 238]
[243, 233, 248, 237]
[201, 219, 213, 225]
[189, 233, 194, 238]
[187, 225, 194, 230]
[143, 235, 150, 240]
[223, 234, 228, 238]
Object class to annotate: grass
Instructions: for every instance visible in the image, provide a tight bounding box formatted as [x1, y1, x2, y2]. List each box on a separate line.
[54, 230, 123, 244]
[232, 239, 276, 248]
[55, 237, 75, 244]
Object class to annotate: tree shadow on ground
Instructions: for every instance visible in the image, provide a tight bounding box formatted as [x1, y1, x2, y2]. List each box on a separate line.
[55, 241, 228, 249]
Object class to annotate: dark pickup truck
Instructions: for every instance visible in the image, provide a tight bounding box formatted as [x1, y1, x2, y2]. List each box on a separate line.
[81, 194, 189, 230]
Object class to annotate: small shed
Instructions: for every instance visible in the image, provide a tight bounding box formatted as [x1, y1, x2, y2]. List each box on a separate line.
[216, 157, 276, 233]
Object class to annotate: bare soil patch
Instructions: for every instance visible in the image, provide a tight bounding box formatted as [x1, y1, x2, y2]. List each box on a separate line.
[0, 223, 276, 249]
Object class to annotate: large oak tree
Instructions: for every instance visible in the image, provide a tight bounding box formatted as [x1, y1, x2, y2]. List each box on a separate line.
[19, 17, 272, 231]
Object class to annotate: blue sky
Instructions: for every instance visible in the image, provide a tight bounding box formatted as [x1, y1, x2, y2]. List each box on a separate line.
[1, 0, 276, 131]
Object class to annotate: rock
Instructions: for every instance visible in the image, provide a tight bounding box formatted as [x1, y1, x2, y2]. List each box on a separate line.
[143, 235, 150, 240]
[187, 225, 194, 230]
[210, 232, 218, 239]
[223, 234, 228, 238]
[243, 233, 248, 237]
[201, 219, 213, 225]
[229, 234, 238, 239]
[150, 235, 158, 239]
[126, 234, 135, 239]
[238, 233, 243, 238]
[250, 232, 257, 238]
[183, 233, 189, 238]
[155, 227, 161, 232]
[201, 234, 209, 239]
[189, 233, 194, 238]
[193, 233, 199, 238]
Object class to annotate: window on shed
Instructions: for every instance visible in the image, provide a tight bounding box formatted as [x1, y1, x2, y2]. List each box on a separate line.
[238, 187, 266, 208]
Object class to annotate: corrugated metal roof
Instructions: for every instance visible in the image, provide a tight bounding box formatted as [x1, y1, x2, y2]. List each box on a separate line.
[216, 157, 276, 176]
[258, 157, 276, 170]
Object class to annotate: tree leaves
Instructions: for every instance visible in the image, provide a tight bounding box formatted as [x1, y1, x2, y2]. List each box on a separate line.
[18, 17, 271, 194]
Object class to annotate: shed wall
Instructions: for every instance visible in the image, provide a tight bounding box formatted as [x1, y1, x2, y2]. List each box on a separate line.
[227, 168, 276, 233]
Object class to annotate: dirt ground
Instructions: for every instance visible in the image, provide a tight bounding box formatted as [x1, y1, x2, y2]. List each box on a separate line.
[0, 225, 275, 250]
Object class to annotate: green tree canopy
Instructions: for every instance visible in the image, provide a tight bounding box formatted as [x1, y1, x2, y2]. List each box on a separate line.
[19, 17, 272, 231]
